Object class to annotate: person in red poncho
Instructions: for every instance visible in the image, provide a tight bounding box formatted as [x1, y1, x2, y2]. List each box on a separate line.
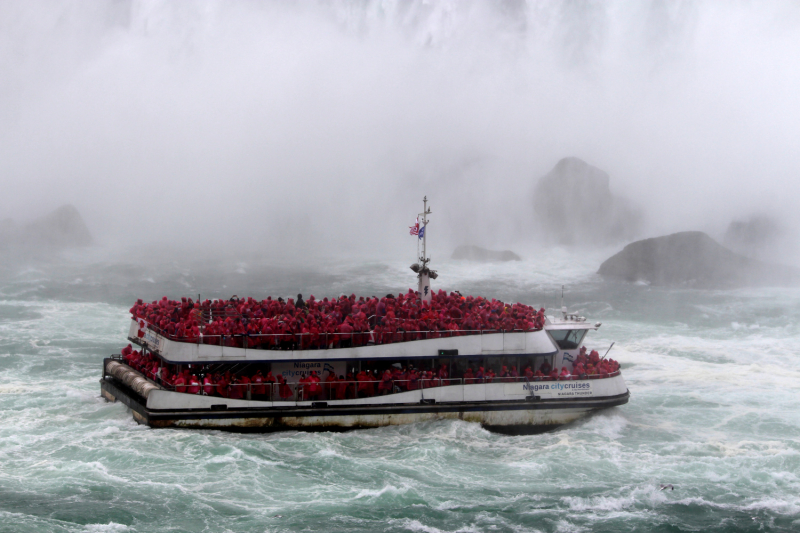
[278, 375, 293, 400]
[378, 369, 393, 395]
[355, 370, 369, 397]
[298, 374, 309, 400]
[161, 366, 173, 387]
[188, 374, 201, 394]
[338, 319, 354, 348]
[307, 371, 321, 400]
[264, 370, 276, 399]
[174, 372, 186, 393]
[437, 364, 449, 383]
[324, 371, 338, 400]
[202, 373, 214, 396]
[340, 373, 354, 400]
[252, 370, 266, 400]
[523, 365, 534, 380]
[366, 370, 378, 396]
[217, 372, 230, 398]
[239, 373, 251, 399]
[406, 368, 419, 390]
[463, 367, 475, 384]
[228, 376, 244, 399]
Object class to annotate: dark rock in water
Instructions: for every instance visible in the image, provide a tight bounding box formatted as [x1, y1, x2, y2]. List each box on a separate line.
[533, 157, 641, 245]
[598, 231, 800, 288]
[23, 204, 93, 247]
[451, 245, 521, 262]
[723, 215, 781, 258]
[0, 218, 15, 243]
[0, 204, 92, 250]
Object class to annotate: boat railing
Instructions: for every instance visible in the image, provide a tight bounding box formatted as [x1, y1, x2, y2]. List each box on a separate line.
[133, 327, 538, 349]
[145, 371, 621, 401]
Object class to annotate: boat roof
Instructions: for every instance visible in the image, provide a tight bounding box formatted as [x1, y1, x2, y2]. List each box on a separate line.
[545, 312, 601, 331]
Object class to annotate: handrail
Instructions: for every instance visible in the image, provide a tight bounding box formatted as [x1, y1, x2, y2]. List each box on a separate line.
[140, 371, 622, 400]
[132, 325, 541, 349]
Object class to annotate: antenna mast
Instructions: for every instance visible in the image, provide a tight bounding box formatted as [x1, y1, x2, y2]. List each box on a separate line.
[420, 196, 430, 272]
[409, 196, 437, 304]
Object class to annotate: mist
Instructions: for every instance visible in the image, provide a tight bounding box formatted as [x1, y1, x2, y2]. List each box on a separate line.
[2, 0, 799, 262]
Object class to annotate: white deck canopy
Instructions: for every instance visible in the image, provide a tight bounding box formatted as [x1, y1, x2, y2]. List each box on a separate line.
[129, 319, 558, 364]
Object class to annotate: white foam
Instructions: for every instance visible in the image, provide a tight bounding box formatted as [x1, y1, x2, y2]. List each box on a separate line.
[387, 518, 484, 533]
[354, 484, 410, 500]
[562, 494, 635, 512]
[82, 523, 129, 532]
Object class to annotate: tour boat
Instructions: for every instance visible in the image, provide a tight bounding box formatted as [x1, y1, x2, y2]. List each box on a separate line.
[100, 198, 629, 434]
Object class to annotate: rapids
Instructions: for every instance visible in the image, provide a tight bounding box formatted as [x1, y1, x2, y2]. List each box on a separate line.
[1, 249, 799, 532]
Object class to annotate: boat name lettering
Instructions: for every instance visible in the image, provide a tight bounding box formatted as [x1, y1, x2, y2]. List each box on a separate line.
[523, 382, 591, 392]
[294, 362, 323, 370]
[144, 329, 160, 349]
[272, 361, 343, 380]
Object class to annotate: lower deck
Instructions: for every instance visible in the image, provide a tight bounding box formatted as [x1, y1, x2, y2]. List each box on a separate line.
[101, 361, 630, 434]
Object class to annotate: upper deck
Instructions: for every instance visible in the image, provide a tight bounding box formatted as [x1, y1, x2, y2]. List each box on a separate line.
[128, 289, 558, 363]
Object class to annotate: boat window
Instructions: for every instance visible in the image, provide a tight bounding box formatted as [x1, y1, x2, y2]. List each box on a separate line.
[548, 329, 587, 350]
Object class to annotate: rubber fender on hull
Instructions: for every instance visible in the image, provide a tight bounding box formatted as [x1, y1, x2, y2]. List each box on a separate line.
[105, 360, 161, 399]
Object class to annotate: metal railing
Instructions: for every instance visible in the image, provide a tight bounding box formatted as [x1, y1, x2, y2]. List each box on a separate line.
[133, 326, 540, 350]
[140, 371, 621, 401]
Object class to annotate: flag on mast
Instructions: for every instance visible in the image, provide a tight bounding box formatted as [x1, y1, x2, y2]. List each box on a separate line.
[409, 217, 420, 236]
[418, 226, 425, 240]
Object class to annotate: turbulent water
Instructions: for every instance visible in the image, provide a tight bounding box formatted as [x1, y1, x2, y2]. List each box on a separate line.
[1, 248, 799, 533]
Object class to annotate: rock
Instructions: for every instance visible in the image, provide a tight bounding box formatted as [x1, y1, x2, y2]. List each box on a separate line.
[0, 218, 15, 243]
[0, 205, 92, 250]
[451, 245, 521, 262]
[598, 231, 800, 288]
[23, 204, 93, 247]
[532, 157, 641, 245]
[723, 215, 781, 258]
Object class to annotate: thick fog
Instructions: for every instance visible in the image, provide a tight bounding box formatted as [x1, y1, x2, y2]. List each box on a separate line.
[2, 0, 799, 260]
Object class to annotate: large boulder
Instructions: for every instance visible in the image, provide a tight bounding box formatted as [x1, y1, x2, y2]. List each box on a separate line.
[0, 218, 15, 244]
[451, 245, 521, 262]
[598, 231, 800, 288]
[23, 204, 93, 247]
[0, 205, 92, 250]
[532, 157, 641, 245]
[723, 215, 782, 259]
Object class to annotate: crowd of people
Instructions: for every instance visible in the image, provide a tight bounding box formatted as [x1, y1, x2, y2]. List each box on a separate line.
[570, 346, 620, 377]
[128, 290, 547, 349]
[119, 345, 621, 401]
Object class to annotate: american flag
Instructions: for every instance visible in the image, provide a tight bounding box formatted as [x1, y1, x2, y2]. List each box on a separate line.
[409, 217, 419, 236]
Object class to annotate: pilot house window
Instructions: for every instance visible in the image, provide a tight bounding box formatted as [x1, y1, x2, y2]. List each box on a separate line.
[548, 329, 586, 350]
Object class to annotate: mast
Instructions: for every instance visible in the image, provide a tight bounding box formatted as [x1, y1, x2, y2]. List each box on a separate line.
[421, 196, 430, 272]
[410, 196, 437, 304]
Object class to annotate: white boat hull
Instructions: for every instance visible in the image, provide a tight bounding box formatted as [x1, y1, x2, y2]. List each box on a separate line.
[100, 360, 629, 434]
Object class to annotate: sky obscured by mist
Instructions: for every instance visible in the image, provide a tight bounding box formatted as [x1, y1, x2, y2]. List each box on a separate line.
[2, 0, 799, 258]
